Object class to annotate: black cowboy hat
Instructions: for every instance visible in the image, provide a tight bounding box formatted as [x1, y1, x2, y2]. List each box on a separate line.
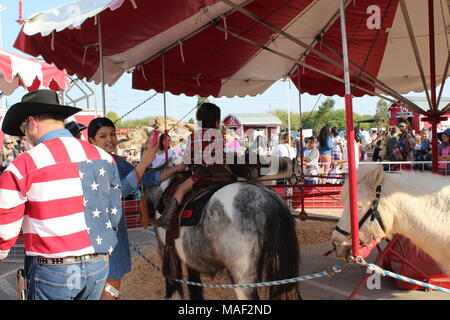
[2, 89, 81, 136]
[65, 121, 88, 136]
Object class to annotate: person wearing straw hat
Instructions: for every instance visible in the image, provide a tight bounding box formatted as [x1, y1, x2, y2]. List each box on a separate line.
[127, 145, 140, 163]
[0, 89, 123, 300]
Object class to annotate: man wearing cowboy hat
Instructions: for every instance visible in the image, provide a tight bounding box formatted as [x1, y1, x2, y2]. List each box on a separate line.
[65, 121, 88, 139]
[0, 89, 123, 300]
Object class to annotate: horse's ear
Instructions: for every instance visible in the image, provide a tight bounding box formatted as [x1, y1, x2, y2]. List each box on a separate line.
[365, 165, 384, 189]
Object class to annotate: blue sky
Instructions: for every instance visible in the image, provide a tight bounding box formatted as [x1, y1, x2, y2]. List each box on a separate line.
[0, 0, 445, 123]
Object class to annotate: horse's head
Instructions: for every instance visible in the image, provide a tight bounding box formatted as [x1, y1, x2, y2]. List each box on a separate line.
[331, 164, 387, 260]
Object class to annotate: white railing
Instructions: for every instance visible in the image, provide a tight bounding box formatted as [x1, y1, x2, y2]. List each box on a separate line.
[359, 161, 450, 176]
[300, 161, 450, 185]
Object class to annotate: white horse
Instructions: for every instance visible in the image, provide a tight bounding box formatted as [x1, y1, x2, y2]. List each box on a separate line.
[331, 164, 450, 276]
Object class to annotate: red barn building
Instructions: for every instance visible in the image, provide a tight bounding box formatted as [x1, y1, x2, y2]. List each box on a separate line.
[389, 97, 450, 133]
[222, 113, 282, 140]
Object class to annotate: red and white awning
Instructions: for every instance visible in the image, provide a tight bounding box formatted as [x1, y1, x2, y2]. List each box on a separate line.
[0, 48, 70, 95]
[14, 0, 450, 106]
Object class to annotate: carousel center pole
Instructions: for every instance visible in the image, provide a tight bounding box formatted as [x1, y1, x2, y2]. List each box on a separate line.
[339, 0, 360, 258]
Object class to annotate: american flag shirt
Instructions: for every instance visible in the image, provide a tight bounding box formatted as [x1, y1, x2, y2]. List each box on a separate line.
[0, 129, 122, 259]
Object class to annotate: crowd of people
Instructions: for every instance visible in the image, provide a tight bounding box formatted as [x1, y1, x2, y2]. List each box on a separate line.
[0, 89, 449, 301]
[111, 119, 450, 184]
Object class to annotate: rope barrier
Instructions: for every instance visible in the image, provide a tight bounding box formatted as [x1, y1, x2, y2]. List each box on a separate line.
[129, 242, 162, 273]
[131, 242, 450, 293]
[129, 242, 347, 289]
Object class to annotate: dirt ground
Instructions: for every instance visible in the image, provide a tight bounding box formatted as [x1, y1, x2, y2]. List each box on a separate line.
[120, 219, 335, 300]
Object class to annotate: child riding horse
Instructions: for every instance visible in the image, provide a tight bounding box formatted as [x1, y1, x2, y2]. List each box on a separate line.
[153, 103, 227, 229]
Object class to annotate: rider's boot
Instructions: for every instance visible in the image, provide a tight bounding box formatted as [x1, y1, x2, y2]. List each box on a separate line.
[153, 196, 179, 230]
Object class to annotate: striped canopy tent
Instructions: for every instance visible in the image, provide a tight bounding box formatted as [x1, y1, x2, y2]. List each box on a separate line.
[0, 48, 69, 96]
[13, 0, 450, 257]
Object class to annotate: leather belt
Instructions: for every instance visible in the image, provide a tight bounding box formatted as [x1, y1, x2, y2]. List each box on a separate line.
[35, 253, 108, 265]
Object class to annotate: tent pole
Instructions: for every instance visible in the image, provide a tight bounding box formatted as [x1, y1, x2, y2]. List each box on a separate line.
[297, 68, 306, 217]
[97, 14, 106, 117]
[339, 0, 359, 258]
[428, 0, 439, 174]
[162, 55, 169, 168]
[297, 67, 304, 182]
[287, 79, 292, 146]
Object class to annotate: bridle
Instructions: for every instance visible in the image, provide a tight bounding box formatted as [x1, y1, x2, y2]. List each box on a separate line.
[334, 184, 386, 239]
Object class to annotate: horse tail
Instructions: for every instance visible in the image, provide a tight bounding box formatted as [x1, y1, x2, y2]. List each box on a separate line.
[261, 187, 301, 300]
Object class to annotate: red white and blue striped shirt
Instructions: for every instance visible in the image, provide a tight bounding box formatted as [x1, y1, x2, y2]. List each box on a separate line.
[0, 129, 122, 259]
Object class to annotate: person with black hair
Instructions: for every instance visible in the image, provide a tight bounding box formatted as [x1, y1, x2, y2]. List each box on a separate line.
[153, 102, 227, 229]
[372, 140, 383, 162]
[331, 127, 344, 161]
[87, 117, 185, 299]
[150, 133, 175, 168]
[318, 125, 333, 183]
[394, 121, 415, 163]
[438, 128, 450, 174]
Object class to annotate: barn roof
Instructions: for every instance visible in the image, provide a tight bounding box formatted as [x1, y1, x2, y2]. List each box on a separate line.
[390, 97, 450, 112]
[222, 113, 282, 126]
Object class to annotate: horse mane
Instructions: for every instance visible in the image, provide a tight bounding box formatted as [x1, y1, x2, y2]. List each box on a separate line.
[340, 164, 450, 203]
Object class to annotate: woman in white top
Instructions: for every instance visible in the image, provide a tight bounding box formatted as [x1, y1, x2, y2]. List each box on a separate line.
[271, 132, 296, 159]
[150, 133, 175, 169]
[302, 137, 319, 184]
[272, 132, 296, 185]
[333, 138, 359, 185]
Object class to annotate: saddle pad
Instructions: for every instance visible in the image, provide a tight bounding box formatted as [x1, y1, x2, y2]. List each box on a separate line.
[157, 183, 232, 227]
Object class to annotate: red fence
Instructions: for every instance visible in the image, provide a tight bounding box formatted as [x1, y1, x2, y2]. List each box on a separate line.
[269, 184, 344, 211]
[5, 184, 343, 262]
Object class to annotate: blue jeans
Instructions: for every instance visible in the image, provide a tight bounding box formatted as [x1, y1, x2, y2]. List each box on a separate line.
[25, 255, 109, 300]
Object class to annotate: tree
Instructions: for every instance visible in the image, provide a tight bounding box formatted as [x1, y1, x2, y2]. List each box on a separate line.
[313, 98, 335, 132]
[268, 109, 300, 131]
[107, 111, 121, 126]
[374, 99, 390, 129]
[188, 118, 195, 124]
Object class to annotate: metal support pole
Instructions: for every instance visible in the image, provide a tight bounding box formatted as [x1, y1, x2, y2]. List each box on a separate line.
[297, 68, 306, 216]
[339, 0, 359, 257]
[428, 0, 439, 173]
[287, 79, 292, 146]
[162, 55, 169, 168]
[97, 14, 106, 117]
[297, 68, 304, 181]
